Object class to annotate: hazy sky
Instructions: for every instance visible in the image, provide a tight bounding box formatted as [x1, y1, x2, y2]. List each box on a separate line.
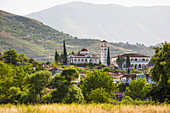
[1, 0, 170, 15]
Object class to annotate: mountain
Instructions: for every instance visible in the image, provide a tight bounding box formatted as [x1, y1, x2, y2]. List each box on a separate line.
[26, 2, 170, 46]
[0, 10, 154, 62]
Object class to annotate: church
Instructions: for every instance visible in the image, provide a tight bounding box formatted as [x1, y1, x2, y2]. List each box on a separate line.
[67, 48, 99, 64]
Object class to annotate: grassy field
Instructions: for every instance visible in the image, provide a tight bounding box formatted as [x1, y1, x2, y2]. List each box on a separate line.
[0, 104, 169, 113]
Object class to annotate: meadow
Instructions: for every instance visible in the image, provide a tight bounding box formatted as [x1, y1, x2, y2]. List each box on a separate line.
[0, 104, 169, 113]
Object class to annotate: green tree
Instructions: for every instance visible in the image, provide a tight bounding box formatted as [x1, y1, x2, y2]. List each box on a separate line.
[126, 55, 131, 69]
[81, 70, 115, 101]
[150, 42, 170, 86]
[117, 83, 128, 92]
[116, 55, 125, 69]
[62, 84, 84, 104]
[125, 78, 152, 100]
[107, 47, 110, 66]
[88, 87, 110, 103]
[26, 71, 52, 102]
[60, 68, 79, 84]
[3, 49, 19, 65]
[71, 51, 75, 54]
[54, 50, 60, 64]
[29, 58, 35, 64]
[0, 61, 14, 99]
[0, 52, 3, 61]
[18, 53, 29, 65]
[13, 66, 27, 91]
[148, 42, 170, 103]
[63, 40, 67, 65]
[51, 68, 83, 103]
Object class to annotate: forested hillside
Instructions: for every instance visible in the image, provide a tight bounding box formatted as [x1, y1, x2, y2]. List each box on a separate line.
[0, 10, 154, 61]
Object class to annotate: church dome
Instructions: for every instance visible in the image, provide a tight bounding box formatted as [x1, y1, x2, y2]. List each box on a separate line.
[81, 48, 88, 51]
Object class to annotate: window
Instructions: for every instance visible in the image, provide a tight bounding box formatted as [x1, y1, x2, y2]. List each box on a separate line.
[142, 58, 145, 61]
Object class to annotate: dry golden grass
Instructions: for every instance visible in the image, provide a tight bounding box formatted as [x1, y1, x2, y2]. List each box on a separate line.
[0, 104, 169, 113]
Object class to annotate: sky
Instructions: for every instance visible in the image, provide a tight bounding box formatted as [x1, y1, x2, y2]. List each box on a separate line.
[0, 0, 170, 15]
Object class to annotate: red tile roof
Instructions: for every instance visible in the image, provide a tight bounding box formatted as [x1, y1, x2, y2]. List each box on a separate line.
[70, 53, 98, 58]
[112, 53, 150, 58]
[107, 72, 118, 76]
[101, 40, 108, 43]
[81, 48, 88, 51]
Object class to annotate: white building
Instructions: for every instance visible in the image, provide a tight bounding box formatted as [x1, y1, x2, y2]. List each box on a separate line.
[67, 48, 99, 64]
[111, 53, 151, 69]
[101, 40, 108, 65]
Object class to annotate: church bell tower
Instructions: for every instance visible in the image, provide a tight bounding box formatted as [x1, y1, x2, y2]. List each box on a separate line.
[101, 40, 108, 65]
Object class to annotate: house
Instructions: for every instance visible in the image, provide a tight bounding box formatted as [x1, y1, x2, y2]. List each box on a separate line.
[107, 72, 123, 84]
[121, 74, 137, 84]
[121, 73, 154, 84]
[67, 48, 99, 65]
[111, 53, 151, 69]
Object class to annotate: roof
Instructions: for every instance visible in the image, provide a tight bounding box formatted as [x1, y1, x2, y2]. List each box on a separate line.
[81, 48, 88, 51]
[68, 53, 99, 58]
[112, 53, 150, 58]
[107, 72, 118, 76]
[122, 74, 137, 78]
[101, 40, 108, 43]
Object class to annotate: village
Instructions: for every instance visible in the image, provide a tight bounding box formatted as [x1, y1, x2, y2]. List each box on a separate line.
[41, 40, 155, 101]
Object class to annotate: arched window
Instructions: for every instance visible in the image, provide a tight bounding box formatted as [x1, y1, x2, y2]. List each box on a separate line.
[135, 58, 137, 61]
[139, 64, 142, 68]
[142, 58, 145, 61]
[131, 58, 133, 61]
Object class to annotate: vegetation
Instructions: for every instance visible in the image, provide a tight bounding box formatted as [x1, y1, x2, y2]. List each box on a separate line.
[148, 42, 170, 103]
[116, 55, 125, 69]
[107, 47, 110, 66]
[63, 40, 67, 65]
[0, 10, 154, 61]
[0, 104, 169, 113]
[125, 78, 152, 100]
[126, 55, 130, 69]
[81, 70, 116, 102]
[54, 50, 59, 64]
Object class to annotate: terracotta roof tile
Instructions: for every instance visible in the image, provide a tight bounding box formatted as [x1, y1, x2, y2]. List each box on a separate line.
[112, 53, 150, 58]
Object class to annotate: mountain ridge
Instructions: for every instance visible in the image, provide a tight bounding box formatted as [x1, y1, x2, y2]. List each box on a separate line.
[0, 10, 154, 62]
[26, 2, 170, 46]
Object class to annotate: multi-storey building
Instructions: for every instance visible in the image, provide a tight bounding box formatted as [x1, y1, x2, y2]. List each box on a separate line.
[67, 48, 99, 64]
[111, 53, 151, 69]
[101, 40, 108, 65]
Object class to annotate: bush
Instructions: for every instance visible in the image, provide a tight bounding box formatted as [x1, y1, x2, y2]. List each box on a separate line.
[63, 84, 84, 104]
[8, 86, 21, 104]
[42, 93, 52, 104]
[121, 96, 134, 105]
[88, 88, 110, 103]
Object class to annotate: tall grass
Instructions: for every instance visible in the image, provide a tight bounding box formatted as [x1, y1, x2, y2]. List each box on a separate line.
[0, 103, 169, 113]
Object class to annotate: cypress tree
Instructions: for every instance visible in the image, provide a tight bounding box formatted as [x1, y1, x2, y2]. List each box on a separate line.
[107, 47, 110, 66]
[116, 55, 125, 69]
[54, 50, 59, 64]
[126, 55, 131, 69]
[63, 40, 67, 65]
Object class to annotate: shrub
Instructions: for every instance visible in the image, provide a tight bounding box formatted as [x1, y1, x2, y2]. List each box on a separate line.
[88, 88, 110, 103]
[121, 96, 134, 105]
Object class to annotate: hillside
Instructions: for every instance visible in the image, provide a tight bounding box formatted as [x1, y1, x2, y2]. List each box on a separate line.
[0, 10, 154, 62]
[27, 2, 170, 45]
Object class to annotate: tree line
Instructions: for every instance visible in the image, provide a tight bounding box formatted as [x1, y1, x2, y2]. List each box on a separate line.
[0, 42, 169, 104]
